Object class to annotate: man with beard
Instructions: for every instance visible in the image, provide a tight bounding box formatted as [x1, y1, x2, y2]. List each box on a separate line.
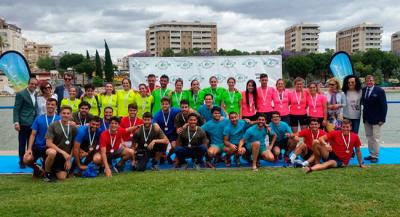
[151, 74, 172, 116]
[99, 106, 113, 132]
[72, 101, 93, 127]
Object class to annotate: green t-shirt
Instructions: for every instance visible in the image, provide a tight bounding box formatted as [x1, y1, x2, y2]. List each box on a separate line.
[61, 98, 81, 113]
[186, 90, 202, 111]
[221, 90, 242, 114]
[170, 91, 189, 108]
[82, 96, 100, 116]
[116, 89, 136, 117]
[198, 87, 227, 106]
[151, 88, 172, 116]
[99, 94, 118, 117]
[135, 95, 154, 118]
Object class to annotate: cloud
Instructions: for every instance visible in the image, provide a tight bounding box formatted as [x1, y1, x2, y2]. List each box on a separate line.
[0, 0, 399, 60]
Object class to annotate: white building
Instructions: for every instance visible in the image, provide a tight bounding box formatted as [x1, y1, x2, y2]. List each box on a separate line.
[0, 18, 26, 54]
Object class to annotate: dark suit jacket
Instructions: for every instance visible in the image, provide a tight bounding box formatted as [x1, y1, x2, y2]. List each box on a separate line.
[13, 88, 37, 126]
[54, 85, 83, 112]
[361, 86, 387, 125]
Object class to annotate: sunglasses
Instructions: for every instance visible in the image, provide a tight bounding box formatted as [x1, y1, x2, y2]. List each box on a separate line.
[328, 83, 336, 86]
[64, 78, 72, 81]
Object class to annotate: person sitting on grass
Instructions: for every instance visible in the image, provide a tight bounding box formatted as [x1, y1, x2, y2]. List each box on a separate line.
[175, 113, 208, 170]
[72, 116, 103, 175]
[304, 119, 365, 173]
[291, 118, 326, 167]
[201, 106, 230, 168]
[269, 111, 296, 163]
[238, 114, 276, 171]
[44, 105, 78, 182]
[132, 112, 169, 171]
[99, 116, 134, 177]
[223, 111, 251, 167]
[24, 98, 60, 179]
[72, 101, 93, 127]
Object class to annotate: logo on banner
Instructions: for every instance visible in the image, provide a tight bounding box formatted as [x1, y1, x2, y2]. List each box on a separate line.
[198, 60, 215, 69]
[188, 74, 205, 82]
[177, 61, 193, 70]
[242, 59, 258, 68]
[263, 58, 280, 67]
[234, 73, 249, 83]
[155, 60, 171, 70]
[131, 61, 148, 69]
[220, 59, 236, 68]
[214, 74, 227, 83]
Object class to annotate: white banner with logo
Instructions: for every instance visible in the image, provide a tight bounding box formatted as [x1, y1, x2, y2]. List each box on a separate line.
[129, 55, 282, 90]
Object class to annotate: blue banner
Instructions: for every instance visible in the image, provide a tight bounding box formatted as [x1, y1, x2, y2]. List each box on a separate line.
[329, 51, 354, 82]
[0, 50, 31, 92]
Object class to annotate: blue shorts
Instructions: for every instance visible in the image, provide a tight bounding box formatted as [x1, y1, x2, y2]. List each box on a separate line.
[245, 144, 267, 155]
[323, 152, 343, 168]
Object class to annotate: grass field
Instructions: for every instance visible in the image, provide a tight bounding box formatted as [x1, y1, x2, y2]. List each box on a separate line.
[0, 165, 399, 217]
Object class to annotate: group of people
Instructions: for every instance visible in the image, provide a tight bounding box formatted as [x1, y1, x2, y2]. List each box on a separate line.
[12, 71, 388, 181]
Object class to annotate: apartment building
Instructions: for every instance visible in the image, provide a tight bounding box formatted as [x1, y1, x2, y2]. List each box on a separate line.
[284, 23, 320, 52]
[392, 31, 400, 54]
[336, 23, 383, 54]
[0, 18, 26, 54]
[24, 41, 53, 67]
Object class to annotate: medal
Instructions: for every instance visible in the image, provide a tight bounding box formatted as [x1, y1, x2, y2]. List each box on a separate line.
[295, 90, 302, 110]
[187, 126, 198, 148]
[129, 117, 137, 137]
[110, 149, 114, 153]
[342, 133, 351, 154]
[297, 106, 301, 109]
[162, 109, 171, 132]
[280, 105, 283, 109]
[130, 133, 133, 137]
[88, 127, 96, 150]
[228, 90, 235, 108]
[311, 94, 318, 114]
[89, 147, 93, 152]
[59, 121, 70, 146]
[346, 150, 350, 153]
[109, 129, 117, 153]
[260, 87, 268, 106]
[313, 109, 317, 113]
[143, 124, 153, 148]
[165, 127, 168, 131]
[96, 145, 99, 150]
[174, 91, 183, 105]
[188, 144, 191, 148]
[230, 105, 234, 109]
[277, 91, 285, 110]
[45, 115, 56, 127]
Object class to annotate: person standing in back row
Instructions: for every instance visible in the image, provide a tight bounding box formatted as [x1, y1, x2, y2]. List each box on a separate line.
[361, 75, 387, 163]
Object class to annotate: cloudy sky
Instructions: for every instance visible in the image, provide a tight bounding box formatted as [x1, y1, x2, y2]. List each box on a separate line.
[1, 0, 399, 60]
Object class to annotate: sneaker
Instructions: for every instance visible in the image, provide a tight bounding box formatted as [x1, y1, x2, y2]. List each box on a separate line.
[43, 172, 56, 182]
[115, 163, 125, 173]
[370, 157, 378, 163]
[182, 164, 188, 170]
[194, 163, 201, 170]
[32, 164, 44, 178]
[284, 155, 290, 164]
[151, 164, 160, 171]
[225, 157, 231, 167]
[205, 161, 215, 169]
[364, 156, 374, 160]
[292, 160, 304, 168]
[167, 155, 173, 165]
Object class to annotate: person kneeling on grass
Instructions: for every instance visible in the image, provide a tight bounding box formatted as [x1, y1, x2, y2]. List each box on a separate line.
[238, 114, 276, 171]
[304, 119, 365, 173]
[44, 106, 78, 182]
[291, 118, 326, 167]
[100, 116, 134, 177]
[132, 112, 170, 171]
[175, 113, 208, 170]
[201, 106, 230, 168]
[269, 111, 296, 163]
[72, 116, 103, 175]
[223, 111, 252, 167]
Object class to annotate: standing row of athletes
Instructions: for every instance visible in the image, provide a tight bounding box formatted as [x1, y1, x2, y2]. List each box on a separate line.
[16, 71, 387, 181]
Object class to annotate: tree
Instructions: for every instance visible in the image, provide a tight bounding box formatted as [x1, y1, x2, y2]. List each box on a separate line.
[36, 56, 55, 71]
[104, 40, 114, 82]
[59, 53, 84, 69]
[283, 55, 314, 78]
[75, 59, 95, 82]
[362, 49, 384, 70]
[95, 50, 103, 79]
[382, 52, 399, 79]
[373, 68, 383, 85]
[162, 48, 174, 57]
[86, 50, 90, 60]
[308, 52, 330, 79]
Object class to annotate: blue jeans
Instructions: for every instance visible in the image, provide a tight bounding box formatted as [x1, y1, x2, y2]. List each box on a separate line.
[175, 145, 207, 164]
[348, 118, 361, 134]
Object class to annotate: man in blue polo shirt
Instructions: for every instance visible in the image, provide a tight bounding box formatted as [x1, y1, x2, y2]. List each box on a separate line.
[153, 97, 180, 164]
[24, 98, 60, 178]
[201, 106, 230, 168]
[269, 111, 296, 163]
[197, 94, 226, 122]
[239, 114, 276, 171]
[223, 111, 251, 167]
[73, 116, 102, 173]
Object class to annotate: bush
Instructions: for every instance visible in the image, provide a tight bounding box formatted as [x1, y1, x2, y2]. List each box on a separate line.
[92, 76, 104, 87]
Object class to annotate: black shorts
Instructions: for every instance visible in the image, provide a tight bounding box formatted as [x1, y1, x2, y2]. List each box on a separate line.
[301, 148, 313, 160]
[290, 114, 308, 127]
[323, 152, 343, 167]
[52, 153, 67, 173]
[280, 115, 290, 125]
[107, 147, 124, 164]
[149, 143, 167, 158]
[32, 146, 47, 162]
[242, 114, 258, 121]
[273, 138, 289, 150]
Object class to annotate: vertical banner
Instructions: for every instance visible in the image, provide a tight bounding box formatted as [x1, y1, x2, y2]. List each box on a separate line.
[129, 55, 282, 90]
[329, 51, 354, 83]
[0, 50, 31, 93]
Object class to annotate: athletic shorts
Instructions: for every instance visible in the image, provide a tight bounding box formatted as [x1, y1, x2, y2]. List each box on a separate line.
[280, 115, 290, 125]
[32, 146, 47, 162]
[323, 152, 343, 168]
[107, 146, 124, 163]
[52, 153, 68, 173]
[301, 148, 313, 161]
[166, 133, 177, 142]
[273, 138, 289, 150]
[149, 143, 167, 158]
[211, 144, 224, 153]
[290, 114, 308, 127]
[245, 144, 267, 155]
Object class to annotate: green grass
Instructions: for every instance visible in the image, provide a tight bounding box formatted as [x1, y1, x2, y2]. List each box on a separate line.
[1, 165, 400, 217]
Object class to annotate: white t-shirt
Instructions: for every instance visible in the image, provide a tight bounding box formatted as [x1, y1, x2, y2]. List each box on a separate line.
[37, 94, 58, 115]
[343, 90, 361, 119]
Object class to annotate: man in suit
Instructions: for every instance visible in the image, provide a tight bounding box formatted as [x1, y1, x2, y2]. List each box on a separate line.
[361, 75, 387, 163]
[13, 77, 38, 168]
[54, 72, 82, 112]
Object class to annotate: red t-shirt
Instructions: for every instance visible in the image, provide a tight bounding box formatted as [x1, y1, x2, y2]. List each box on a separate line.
[119, 116, 144, 141]
[298, 128, 326, 149]
[326, 130, 361, 165]
[146, 85, 160, 94]
[100, 128, 126, 153]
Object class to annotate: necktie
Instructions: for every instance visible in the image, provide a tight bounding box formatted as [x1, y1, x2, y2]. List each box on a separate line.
[365, 87, 370, 99]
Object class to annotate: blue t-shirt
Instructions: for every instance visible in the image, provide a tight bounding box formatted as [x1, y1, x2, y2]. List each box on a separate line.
[74, 125, 102, 151]
[197, 105, 226, 122]
[243, 125, 268, 147]
[223, 119, 249, 145]
[99, 118, 110, 132]
[201, 118, 230, 145]
[31, 114, 61, 149]
[153, 107, 181, 138]
[269, 121, 292, 142]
